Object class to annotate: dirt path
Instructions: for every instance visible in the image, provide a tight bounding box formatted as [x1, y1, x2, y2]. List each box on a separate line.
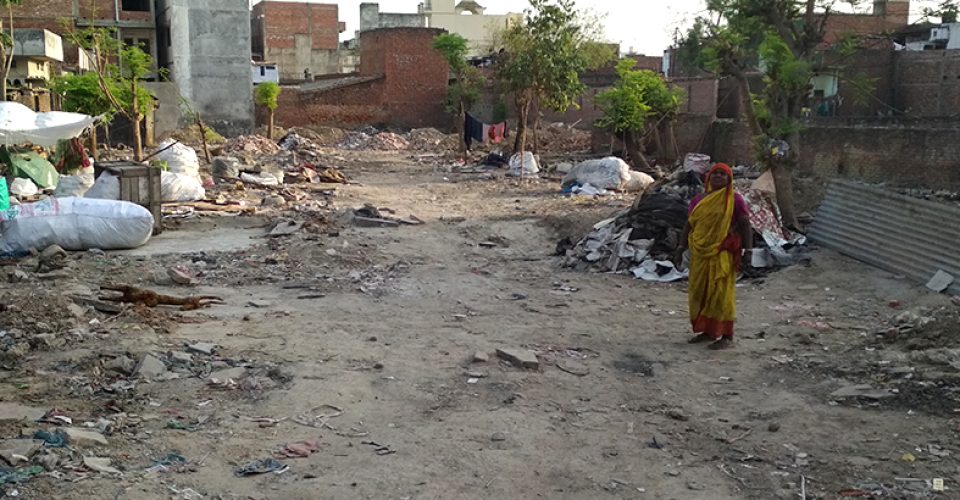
[3, 152, 957, 499]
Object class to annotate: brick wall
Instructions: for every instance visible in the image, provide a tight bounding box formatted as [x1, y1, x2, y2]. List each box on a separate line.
[800, 124, 960, 189]
[258, 2, 340, 51]
[820, 0, 909, 46]
[361, 28, 448, 129]
[78, 0, 152, 22]
[672, 78, 719, 117]
[272, 28, 449, 130]
[894, 50, 960, 117]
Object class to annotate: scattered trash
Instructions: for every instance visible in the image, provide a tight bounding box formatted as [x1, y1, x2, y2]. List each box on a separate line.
[361, 441, 396, 456]
[926, 270, 955, 293]
[83, 456, 121, 474]
[234, 458, 288, 477]
[901, 452, 917, 463]
[275, 439, 319, 459]
[648, 437, 665, 450]
[31, 431, 66, 448]
[293, 405, 343, 428]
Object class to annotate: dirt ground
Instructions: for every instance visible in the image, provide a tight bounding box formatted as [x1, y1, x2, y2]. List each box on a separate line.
[0, 150, 957, 500]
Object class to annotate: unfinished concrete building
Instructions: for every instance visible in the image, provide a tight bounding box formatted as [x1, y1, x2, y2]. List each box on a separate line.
[156, 0, 254, 136]
[252, 1, 346, 80]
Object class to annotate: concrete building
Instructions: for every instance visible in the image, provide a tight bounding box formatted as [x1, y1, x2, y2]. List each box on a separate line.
[252, 1, 346, 80]
[6, 0, 158, 71]
[358, 1, 519, 55]
[419, 0, 520, 54]
[156, 0, 254, 136]
[8, 29, 64, 88]
[253, 62, 280, 85]
[359, 2, 426, 32]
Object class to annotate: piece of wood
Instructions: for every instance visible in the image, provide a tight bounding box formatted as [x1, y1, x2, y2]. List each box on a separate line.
[100, 284, 223, 311]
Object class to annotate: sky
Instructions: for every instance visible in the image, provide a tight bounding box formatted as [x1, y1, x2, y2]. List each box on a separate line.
[251, 0, 948, 56]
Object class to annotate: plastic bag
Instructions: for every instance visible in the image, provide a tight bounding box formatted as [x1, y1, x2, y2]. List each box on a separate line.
[9, 178, 39, 197]
[0, 197, 153, 253]
[161, 171, 205, 202]
[86, 172, 205, 202]
[54, 174, 95, 198]
[0, 178, 8, 211]
[507, 152, 539, 177]
[153, 140, 200, 178]
[562, 157, 632, 190]
[623, 170, 656, 192]
[682, 153, 711, 175]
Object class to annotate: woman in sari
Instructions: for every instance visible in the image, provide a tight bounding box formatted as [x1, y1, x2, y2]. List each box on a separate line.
[677, 163, 753, 350]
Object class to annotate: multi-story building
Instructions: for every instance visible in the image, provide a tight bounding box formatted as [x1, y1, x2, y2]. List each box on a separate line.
[252, 1, 346, 80]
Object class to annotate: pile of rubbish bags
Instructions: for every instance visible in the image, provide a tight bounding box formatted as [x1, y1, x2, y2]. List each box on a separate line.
[559, 156, 654, 195]
[560, 154, 807, 282]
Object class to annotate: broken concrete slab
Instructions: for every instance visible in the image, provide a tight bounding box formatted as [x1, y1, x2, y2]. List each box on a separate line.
[168, 267, 195, 285]
[472, 351, 490, 363]
[926, 270, 955, 293]
[496, 348, 540, 370]
[187, 343, 217, 356]
[83, 456, 121, 474]
[135, 354, 167, 380]
[209, 367, 246, 381]
[830, 384, 894, 400]
[169, 352, 193, 364]
[104, 355, 136, 375]
[0, 403, 46, 422]
[64, 428, 108, 447]
[0, 439, 42, 466]
[354, 216, 400, 228]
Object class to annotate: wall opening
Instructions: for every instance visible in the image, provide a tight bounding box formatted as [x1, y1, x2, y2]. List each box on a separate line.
[121, 0, 150, 12]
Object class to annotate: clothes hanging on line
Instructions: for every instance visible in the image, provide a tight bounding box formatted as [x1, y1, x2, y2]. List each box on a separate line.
[464, 113, 509, 149]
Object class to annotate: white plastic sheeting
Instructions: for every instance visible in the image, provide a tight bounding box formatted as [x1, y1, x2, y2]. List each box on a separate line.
[0, 102, 96, 147]
[0, 197, 154, 253]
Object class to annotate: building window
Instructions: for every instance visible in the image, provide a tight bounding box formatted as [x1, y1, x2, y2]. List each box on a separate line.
[260, 66, 266, 77]
[121, 0, 150, 12]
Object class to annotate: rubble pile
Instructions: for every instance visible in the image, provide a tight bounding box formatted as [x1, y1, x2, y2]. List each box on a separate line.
[222, 135, 282, 155]
[561, 165, 806, 281]
[538, 123, 592, 153]
[408, 128, 457, 152]
[160, 124, 226, 146]
[366, 132, 411, 151]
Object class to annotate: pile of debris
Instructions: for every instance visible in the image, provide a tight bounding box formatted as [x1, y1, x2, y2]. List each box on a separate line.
[538, 123, 592, 153]
[221, 135, 282, 155]
[560, 156, 806, 281]
[408, 128, 457, 152]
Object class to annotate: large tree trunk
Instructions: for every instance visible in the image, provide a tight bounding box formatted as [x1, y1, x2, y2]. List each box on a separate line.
[737, 75, 761, 136]
[625, 131, 653, 174]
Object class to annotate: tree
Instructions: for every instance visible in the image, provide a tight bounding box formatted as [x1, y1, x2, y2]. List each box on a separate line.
[50, 71, 117, 159]
[497, 0, 612, 157]
[923, 1, 960, 22]
[595, 59, 685, 173]
[63, 26, 157, 161]
[676, 0, 844, 229]
[254, 82, 281, 140]
[0, 0, 23, 99]
[433, 33, 483, 156]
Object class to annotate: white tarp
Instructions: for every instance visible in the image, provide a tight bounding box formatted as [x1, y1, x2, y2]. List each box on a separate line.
[0, 102, 97, 147]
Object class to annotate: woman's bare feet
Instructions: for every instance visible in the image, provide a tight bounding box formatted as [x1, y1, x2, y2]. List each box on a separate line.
[688, 333, 713, 344]
[708, 336, 734, 350]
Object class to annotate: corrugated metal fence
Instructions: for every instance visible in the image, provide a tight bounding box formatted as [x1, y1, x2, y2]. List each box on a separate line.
[809, 180, 960, 296]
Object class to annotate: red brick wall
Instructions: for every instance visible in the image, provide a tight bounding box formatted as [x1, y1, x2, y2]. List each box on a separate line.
[820, 1, 910, 46]
[78, 0, 152, 22]
[361, 28, 449, 129]
[672, 78, 719, 117]
[271, 82, 390, 128]
[257, 2, 340, 52]
[272, 27, 450, 129]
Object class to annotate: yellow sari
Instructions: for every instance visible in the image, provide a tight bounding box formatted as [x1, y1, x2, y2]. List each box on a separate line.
[687, 167, 739, 338]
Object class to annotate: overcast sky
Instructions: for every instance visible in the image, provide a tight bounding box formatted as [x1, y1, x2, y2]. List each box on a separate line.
[252, 0, 946, 56]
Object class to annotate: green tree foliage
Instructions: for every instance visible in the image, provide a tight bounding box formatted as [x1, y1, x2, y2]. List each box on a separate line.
[596, 59, 685, 170]
[674, 0, 851, 228]
[63, 26, 158, 160]
[433, 33, 484, 154]
[923, 1, 960, 22]
[497, 0, 613, 155]
[254, 82, 281, 139]
[51, 71, 117, 119]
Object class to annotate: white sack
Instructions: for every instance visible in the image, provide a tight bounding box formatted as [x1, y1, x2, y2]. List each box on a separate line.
[54, 173, 95, 198]
[9, 178, 39, 197]
[0, 197, 153, 253]
[562, 157, 635, 191]
[153, 140, 200, 178]
[507, 152, 540, 177]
